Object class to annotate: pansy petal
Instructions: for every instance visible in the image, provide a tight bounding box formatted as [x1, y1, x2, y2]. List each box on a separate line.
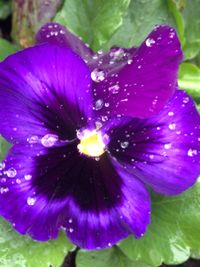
[92, 25, 183, 120]
[105, 90, 200, 195]
[36, 22, 93, 62]
[0, 142, 150, 249]
[0, 43, 93, 143]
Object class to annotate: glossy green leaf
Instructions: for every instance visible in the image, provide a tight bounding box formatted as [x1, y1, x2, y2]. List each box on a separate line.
[0, 39, 18, 61]
[0, 0, 11, 20]
[181, 0, 200, 59]
[54, 0, 130, 51]
[178, 63, 200, 103]
[119, 180, 200, 266]
[103, 0, 183, 50]
[76, 247, 153, 267]
[0, 217, 74, 267]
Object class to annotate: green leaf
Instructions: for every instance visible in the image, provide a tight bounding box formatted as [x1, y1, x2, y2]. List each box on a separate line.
[0, 217, 74, 267]
[178, 63, 200, 103]
[102, 0, 183, 50]
[54, 0, 130, 51]
[0, 0, 11, 20]
[76, 247, 153, 267]
[119, 180, 200, 266]
[0, 39, 18, 61]
[181, 0, 200, 59]
[0, 136, 11, 161]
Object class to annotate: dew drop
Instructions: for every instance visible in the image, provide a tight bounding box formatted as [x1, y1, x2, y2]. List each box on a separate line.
[120, 141, 129, 149]
[41, 134, 58, 147]
[0, 162, 5, 170]
[24, 174, 32, 181]
[6, 168, 17, 178]
[164, 143, 172, 150]
[146, 38, 155, 47]
[110, 48, 125, 61]
[68, 218, 73, 224]
[168, 123, 176, 130]
[187, 148, 198, 157]
[168, 111, 174, 116]
[0, 187, 9, 194]
[91, 69, 105, 82]
[27, 135, 39, 144]
[27, 196, 36, 206]
[69, 228, 74, 233]
[94, 99, 104, 110]
[108, 84, 120, 94]
[183, 97, 189, 104]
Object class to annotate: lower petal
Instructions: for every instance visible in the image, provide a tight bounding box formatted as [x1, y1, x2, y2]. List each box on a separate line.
[106, 90, 200, 195]
[0, 142, 150, 249]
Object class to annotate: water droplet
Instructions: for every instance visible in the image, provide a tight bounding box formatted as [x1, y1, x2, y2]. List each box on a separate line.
[69, 228, 74, 233]
[127, 59, 133, 64]
[187, 148, 198, 157]
[146, 38, 155, 47]
[0, 162, 5, 170]
[168, 123, 176, 130]
[183, 97, 189, 104]
[27, 196, 36, 206]
[6, 168, 17, 178]
[27, 135, 39, 144]
[110, 48, 125, 61]
[0, 187, 9, 194]
[24, 174, 32, 181]
[68, 218, 73, 224]
[94, 99, 104, 110]
[168, 111, 174, 116]
[149, 154, 154, 159]
[41, 134, 58, 147]
[108, 84, 120, 94]
[108, 242, 112, 247]
[91, 69, 105, 82]
[16, 178, 21, 184]
[105, 102, 110, 108]
[120, 141, 129, 149]
[164, 143, 172, 150]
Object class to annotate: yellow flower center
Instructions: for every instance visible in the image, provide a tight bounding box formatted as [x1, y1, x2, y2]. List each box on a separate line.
[77, 130, 106, 157]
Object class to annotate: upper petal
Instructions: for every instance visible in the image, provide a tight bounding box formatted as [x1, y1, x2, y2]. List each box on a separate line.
[36, 23, 93, 63]
[105, 90, 200, 195]
[92, 25, 183, 120]
[0, 43, 93, 143]
[0, 142, 150, 249]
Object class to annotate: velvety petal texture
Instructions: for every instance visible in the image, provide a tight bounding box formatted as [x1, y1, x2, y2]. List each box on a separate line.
[0, 142, 150, 249]
[0, 43, 93, 143]
[92, 25, 183, 121]
[105, 90, 200, 195]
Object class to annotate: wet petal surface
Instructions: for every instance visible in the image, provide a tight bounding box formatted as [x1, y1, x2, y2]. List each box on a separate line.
[0, 142, 150, 249]
[0, 43, 93, 143]
[105, 90, 200, 195]
[92, 25, 183, 121]
[36, 22, 93, 62]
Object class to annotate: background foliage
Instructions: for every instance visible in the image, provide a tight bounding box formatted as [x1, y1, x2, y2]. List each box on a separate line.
[0, 0, 200, 266]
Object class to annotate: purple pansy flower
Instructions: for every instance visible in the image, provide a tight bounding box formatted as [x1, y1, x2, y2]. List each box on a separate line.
[0, 22, 199, 250]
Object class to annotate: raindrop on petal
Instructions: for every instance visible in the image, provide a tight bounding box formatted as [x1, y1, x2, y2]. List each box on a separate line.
[27, 196, 36, 206]
[146, 38, 155, 47]
[41, 134, 58, 147]
[6, 168, 17, 178]
[120, 141, 129, 149]
[91, 69, 105, 82]
[187, 148, 198, 157]
[108, 84, 120, 94]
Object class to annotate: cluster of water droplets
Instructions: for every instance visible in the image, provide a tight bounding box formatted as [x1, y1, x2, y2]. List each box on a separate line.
[27, 133, 59, 148]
